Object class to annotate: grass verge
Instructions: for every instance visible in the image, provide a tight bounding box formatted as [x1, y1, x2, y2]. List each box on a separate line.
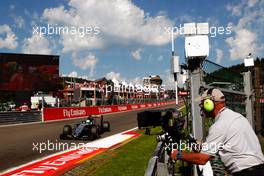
[63, 128, 162, 176]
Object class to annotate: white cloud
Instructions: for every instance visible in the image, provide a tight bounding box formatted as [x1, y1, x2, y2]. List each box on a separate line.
[68, 71, 78, 77]
[22, 34, 52, 54]
[14, 16, 25, 28]
[72, 52, 98, 77]
[226, 0, 264, 60]
[226, 29, 257, 60]
[131, 48, 143, 60]
[157, 55, 164, 61]
[42, 0, 173, 53]
[215, 49, 223, 64]
[106, 71, 122, 81]
[248, 0, 259, 7]
[9, 4, 15, 11]
[160, 69, 187, 90]
[0, 24, 18, 49]
[162, 73, 174, 89]
[226, 3, 243, 16]
[106, 71, 141, 85]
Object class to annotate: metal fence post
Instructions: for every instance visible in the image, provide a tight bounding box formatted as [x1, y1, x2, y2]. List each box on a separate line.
[190, 67, 204, 140]
[243, 71, 254, 128]
[190, 65, 204, 176]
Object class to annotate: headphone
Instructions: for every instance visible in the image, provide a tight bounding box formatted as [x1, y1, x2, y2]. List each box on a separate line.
[203, 88, 215, 112]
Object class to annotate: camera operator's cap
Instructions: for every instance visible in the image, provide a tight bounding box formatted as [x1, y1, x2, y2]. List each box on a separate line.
[201, 88, 225, 102]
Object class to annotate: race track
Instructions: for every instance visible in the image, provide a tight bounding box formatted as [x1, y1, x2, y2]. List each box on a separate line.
[0, 104, 176, 172]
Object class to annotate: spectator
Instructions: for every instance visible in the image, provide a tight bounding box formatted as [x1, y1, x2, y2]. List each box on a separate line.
[19, 102, 30, 112]
[171, 88, 264, 175]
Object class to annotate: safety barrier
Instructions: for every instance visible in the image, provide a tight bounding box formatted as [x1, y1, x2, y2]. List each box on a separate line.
[0, 111, 41, 125]
[43, 101, 175, 122]
[145, 142, 164, 176]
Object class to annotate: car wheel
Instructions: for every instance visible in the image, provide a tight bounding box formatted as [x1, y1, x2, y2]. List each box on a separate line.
[90, 126, 98, 140]
[60, 133, 66, 140]
[103, 121, 110, 132]
[63, 125, 72, 135]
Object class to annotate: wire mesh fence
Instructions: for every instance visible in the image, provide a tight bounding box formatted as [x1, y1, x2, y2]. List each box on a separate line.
[202, 60, 244, 92]
[202, 59, 246, 116]
[202, 59, 248, 175]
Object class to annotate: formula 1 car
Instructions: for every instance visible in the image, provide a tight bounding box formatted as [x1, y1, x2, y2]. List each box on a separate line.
[59, 115, 110, 140]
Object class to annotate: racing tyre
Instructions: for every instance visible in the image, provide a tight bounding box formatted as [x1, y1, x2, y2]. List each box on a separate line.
[97, 125, 102, 135]
[91, 126, 98, 140]
[60, 133, 66, 140]
[62, 125, 72, 135]
[103, 121, 110, 132]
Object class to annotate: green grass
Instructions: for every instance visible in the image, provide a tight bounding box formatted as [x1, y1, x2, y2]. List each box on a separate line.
[63, 128, 162, 176]
[92, 129, 160, 176]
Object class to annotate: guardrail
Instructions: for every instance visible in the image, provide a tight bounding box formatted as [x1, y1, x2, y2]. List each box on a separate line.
[145, 142, 165, 176]
[0, 101, 175, 125]
[145, 141, 175, 176]
[0, 111, 41, 125]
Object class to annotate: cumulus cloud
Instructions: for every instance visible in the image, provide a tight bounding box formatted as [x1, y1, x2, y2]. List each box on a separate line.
[72, 52, 98, 77]
[161, 72, 174, 89]
[68, 71, 78, 77]
[215, 49, 223, 64]
[22, 34, 52, 54]
[0, 24, 18, 49]
[13, 16, 25, 28]
[42, 0, 173, 53]
[161, 69, 187, 90]
[9, 4, 15, 11]
[226, 3, 243, 16]
[106, 71, 142, 85]
[226, 0, 264, 60]
[248, 0, 259, 7]
[131, 48, 143, 60]
[106, 71, 122, 81]
[226, 29, 257, 60]
[157, 55, 164, 61]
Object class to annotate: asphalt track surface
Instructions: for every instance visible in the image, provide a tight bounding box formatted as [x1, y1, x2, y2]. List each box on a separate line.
[0, 104, 176, 173]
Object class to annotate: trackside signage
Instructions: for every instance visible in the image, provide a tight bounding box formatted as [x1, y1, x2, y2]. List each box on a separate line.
[43, 101, 175, 121]
[63, 109, 86, 118]
[1, 130, 140, 176]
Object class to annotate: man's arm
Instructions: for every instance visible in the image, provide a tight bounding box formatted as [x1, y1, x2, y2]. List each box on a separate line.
[171, 150, 212, 165]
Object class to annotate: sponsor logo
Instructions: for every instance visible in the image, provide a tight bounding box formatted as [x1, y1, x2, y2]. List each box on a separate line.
[98, 107, 112, 113]
[118, 106, 127, 111]
[140, 104, 146, 108]
[147, 104, 152, 107]
[63, 109, 86, 118]
[131, 105, 138, 109]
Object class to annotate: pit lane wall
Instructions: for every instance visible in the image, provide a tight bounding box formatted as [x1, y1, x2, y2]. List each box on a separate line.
[43, 101, 175, 122]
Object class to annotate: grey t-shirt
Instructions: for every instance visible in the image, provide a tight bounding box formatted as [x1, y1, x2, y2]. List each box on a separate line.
[201, 108, 264, 173]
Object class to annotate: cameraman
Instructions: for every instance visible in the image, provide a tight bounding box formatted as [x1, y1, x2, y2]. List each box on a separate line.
[171, 88, 264, 175]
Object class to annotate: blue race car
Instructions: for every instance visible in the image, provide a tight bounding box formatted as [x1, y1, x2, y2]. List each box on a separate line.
[59, 115, 110, 140]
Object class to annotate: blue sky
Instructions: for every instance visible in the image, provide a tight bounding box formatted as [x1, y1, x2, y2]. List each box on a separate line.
[0, 0, 263, 88]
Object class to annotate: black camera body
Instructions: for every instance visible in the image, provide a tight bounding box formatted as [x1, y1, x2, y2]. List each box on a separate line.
[137, 108, 185, 143]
